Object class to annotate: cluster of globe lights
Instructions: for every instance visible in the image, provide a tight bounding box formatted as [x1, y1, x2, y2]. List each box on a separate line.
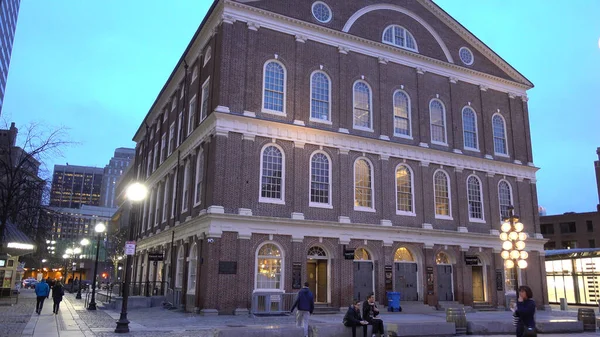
[500, 219, 528, 269]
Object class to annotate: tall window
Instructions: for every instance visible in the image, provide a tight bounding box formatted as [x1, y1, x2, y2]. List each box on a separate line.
[462, 107, 478, 150]
[353, 81, 372, 130]
[154, 184, 161, 226]
[467, 175, 484, 220]
[175, 246, 184, 288]
[162, 177, 169, 222]
[498, 180, 512, 219]
[396, 165, 413, 214]
[187, 243, 197, 293]
[191, 65, 198, 82]
[200, 78, 210, 122]
[262, 61, 286, 113]
[310, 152, 331, 206]
[142, 198, 148, 232]
[188, 95, 197, 136]
[256, 243, 283, 290]
[160, 134, 167, 163]
[203, 46, 212, 67]
[492, 114, 508, 155]
[168, 122, 175, 156]
[170, 172, 177, 218]
[177, 112, 184, 145]
[153, 143, 159, 171]
[260, 145, 284, 202]
[393, 90, 411, 137]
[182, 161, 190, 211]
[430, 99, 447, 144]
[310, 71, 331, 122]
[146, 149, 153, 177]
[194, 150, 204, 206]
[434, 170, 451, 217]
[382, 25, 417, 51]
[354, 158, 373, 209]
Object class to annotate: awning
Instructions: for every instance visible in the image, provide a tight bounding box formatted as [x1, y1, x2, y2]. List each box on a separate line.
[1, 221, 36, 257]
[545, 248, 600, 260]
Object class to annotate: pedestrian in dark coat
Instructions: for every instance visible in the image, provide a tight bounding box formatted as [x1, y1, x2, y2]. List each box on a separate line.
[34, 279, 50, 314]
[514, 285, 536, 337]
[52, 281, 65, 314]
[343, 299, 369, 337]
[290, 282, 314, 337]
[362, 293, 385, 337]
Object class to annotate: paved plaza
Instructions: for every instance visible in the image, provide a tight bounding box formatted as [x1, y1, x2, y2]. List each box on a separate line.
[1, 289, 598, 337]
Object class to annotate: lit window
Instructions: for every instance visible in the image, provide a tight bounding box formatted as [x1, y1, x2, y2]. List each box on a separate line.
[260, 145, 284, 202]
[382, 25, 417, 52]
[394, 247, 414, 262]
[310, 152, 330, 206]
[396, 165, 413, 214]
[462, 107, 478, 150]
[434, 170, 451, 218]
[256, 243, 283, 290]
[353, 81, 372, 130]
[310, 71, 331, 122]
[430, 99, 447, 144]
[492, 114, 508, 155]
[393, 90, 411, 137]
[467, 175, 484, 221]
[262, 61, 286, 113]
[354, 158, 373, 210]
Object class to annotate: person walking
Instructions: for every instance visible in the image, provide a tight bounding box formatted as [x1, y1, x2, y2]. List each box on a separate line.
[34, 279, 50, 314]
[51, 281, 65, 314]
[290, 282, 314, 337]
[514, 285, 536, 337]
[362, 293, 385, 337]
[343, 299, 369, 337]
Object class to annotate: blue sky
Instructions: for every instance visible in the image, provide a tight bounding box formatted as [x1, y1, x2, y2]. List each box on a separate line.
[3, 1, 600, 215]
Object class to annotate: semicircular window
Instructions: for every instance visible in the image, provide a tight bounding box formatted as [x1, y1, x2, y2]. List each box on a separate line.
[383, 25, 417, 52]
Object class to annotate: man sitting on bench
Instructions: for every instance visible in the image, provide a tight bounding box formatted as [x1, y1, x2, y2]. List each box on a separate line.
[343, 299, 369, 337]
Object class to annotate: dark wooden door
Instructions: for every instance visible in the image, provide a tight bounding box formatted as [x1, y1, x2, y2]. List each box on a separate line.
[354, 262, 373, 302]
[437, 265, 453, 301]
[395, 263, 418, 301]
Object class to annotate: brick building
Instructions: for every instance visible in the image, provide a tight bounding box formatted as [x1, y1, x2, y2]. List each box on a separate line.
[126, 0, 547, 314]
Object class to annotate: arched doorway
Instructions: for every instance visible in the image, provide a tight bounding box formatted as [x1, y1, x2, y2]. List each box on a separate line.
[394, 247, 418, 301]
[307, 246, 329, 303]
[436, 252, 453, 301]
[353, 248, 374, 302]
[471, 254, 488, 303]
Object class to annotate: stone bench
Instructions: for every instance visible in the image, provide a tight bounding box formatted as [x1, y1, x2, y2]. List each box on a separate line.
[535, 320, 583, 333]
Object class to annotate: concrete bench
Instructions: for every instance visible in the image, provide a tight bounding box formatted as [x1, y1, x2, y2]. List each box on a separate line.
[535, 320, 583, 333]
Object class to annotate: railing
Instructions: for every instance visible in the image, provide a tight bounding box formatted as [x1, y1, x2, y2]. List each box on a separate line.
[251, 292, 296, 315]
[125, 281, 169, 297]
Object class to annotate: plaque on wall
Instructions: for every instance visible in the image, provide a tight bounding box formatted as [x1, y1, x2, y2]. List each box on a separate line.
[218, 261, 237, 274]
[496, 269, 504, 291]
[292, 262, 302, 289]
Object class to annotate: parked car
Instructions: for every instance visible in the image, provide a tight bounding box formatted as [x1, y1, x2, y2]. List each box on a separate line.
[22, 278, 38, 289]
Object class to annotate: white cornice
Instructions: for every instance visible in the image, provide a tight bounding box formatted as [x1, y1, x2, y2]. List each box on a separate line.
[223, 1, 531, 95]
[214, 112, 538, 181]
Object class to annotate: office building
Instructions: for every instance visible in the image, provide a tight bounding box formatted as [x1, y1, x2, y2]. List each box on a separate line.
[100, 147, 135, 208]
[0, 0, 21, 114]
[49, 164, 103, 208]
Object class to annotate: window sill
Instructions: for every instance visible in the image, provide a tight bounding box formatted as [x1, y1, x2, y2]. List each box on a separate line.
[252, 288, 285, 293]
[261, 108, 286, 116]
[259, 197, 286, 205]
[353, 126, 374, 132]
[354, 206, 376, 213]
[494, 152, 510, 158]
[435, 215, 453, 220]
[464, 147, 480, 153]
[396, 211, 416, 217]
[469, 218, 486, 224]
[431, 141, 448, 147]
[309, 117, 332, 125]
[393, 133, 413, 140]
[309, 202, 333, 209]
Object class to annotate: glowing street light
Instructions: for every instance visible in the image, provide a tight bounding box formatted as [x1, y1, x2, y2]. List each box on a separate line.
[499, 206, 528, 292]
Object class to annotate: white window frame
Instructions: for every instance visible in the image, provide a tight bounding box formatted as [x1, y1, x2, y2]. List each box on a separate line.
[194, 149, 204, 207]
[171, 99, 177, 111]
[395, 164, 415, 216]
[259, 144, 285, 204]
[168, 122, 175, 156]
[187, 243, 197, 293]
[160, 134, 167, 163]
[141, 198, 148, 232]
[466, 174, 485, 223]
[433, 169, 452, 220]
[254, 242, 285, 292]
[187, 95, 197, 136]
[148, 188, 155, 229]
[261, 60, 287, 115]
[175, 245, 184, 288]
[311, 1, 332, 23]
[180, 84, 185, 98]
[459, 47, 474, 66]
[429, 99, 448, 146]
[191, 65, 198, 82]
[353, 157, 375, 212]
[352, 80, 373, 132]
[162, 177, 169, 223]
[462, 106, 479, 151]
[146, 149, 153, 177]
[393, 89, 412, 138]
[171, 171, 177, 219]
[203, 46, 211, 67]
[200, 77, 210, 123]
[154, 184, 161, 226]
[182, 161, 190, 212]
[498, 180, 513, 219]
[309, 70, 332, 124]
[492, 113, 509, 157]
[309, 151, 332, 208]
[153, 143, 159, 171]
[382, 25, 418, 52]
[177, 111, 183, 146]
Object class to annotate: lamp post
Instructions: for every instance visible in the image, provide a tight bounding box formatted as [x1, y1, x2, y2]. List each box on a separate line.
[499, 205, 528, 293]
[62, 253, 70, 282]
[88, 223, 106, 310]
[76, 238, 90, 299]
[115, 182, 147, 333]
[41, 259, 47, 279]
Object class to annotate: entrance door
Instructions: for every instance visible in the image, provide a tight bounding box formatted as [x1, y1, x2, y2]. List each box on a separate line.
[307, 260, 328, 303]
[437, 265, 453, 301]
[354, 262, 373, 302]
[395, 263, 418, 301]
[472, 266, 484, 302]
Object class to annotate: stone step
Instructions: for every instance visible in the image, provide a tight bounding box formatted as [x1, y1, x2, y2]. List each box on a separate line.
[388, 301, 437, 313]
[313, 305, 339, 315]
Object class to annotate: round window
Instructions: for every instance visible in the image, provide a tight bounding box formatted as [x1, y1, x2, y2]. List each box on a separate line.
[459, 47, 474, 65]
[312, 2, 332, 23]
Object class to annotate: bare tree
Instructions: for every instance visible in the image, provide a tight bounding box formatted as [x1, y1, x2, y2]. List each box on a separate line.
[107, 228, 127, 281]
[0, 120, 73, 252]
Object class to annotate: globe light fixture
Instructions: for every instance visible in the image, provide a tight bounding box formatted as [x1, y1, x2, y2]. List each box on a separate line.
[498, 205, 528, 292]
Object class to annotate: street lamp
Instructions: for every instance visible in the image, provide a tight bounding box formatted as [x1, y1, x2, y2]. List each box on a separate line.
[76, 238, 90, 299]
[115, 182, 147, 333]
[499, 205, 528, 292]
[88, 222, 106, 310]
[62, 253, 70, 282]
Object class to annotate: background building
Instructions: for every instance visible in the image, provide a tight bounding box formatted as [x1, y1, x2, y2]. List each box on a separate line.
[49, 164, 103, 208]
[48, 204, 114, 242]
[100, 147, 134, 208]
[0, 0, 21, 114]
[124, 0, 546, 313]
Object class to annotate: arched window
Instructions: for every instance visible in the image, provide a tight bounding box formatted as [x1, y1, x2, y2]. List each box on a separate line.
[308, 246, 327, 257]
[203, 46, 212, 67]
[260, 145, 284, 202]
[394, 247, 414, 262]
[310, 71, 331, 122]
[194, 149, 204, 206]
[434, 170, 451, 217]
[175, 246, 184, 288]
[310, 152, 331, 206]
[436, 252, 450, 264]
[393, 90, 411, 137]
[462, 107, 478, 150]
[354, 248, 371, 261]
[162, 177, 169, 222]
[354, 158, 373, 209]
[182, 161, 191, 211]
[382, 25, 417, 52]
[187, 243, 197, 293]
[256, 243, 283, 290]
[262, 61, 286, 113]
[467, 175, 484, 221]
[353, 81, 372, 130]
[396, 164, 413, 214]
[492, 114, 508, 155]
[498, 180, 513, 219]
[430, 99, 447, 144]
